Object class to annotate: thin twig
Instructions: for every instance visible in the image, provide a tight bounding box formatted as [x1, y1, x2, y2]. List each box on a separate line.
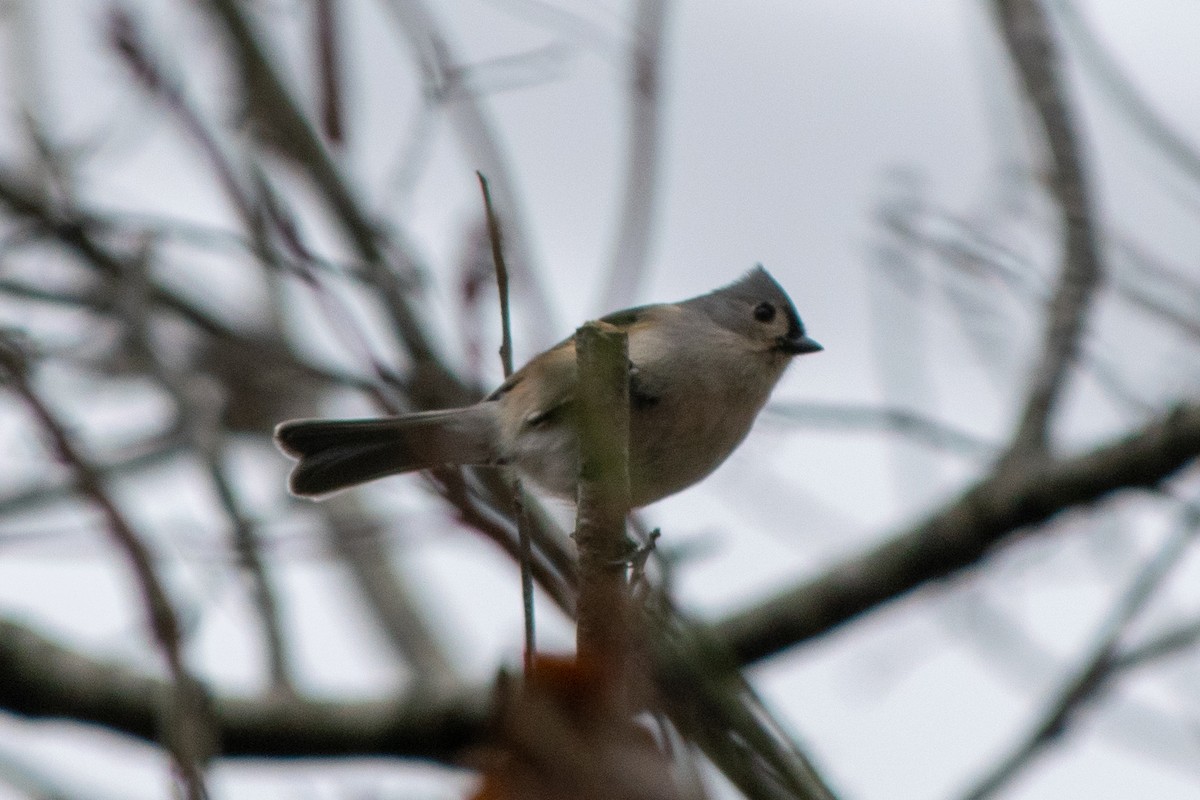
[478, 170, 536, 673]
[479, 172, 515, 377]
[206, 455, 293, 690]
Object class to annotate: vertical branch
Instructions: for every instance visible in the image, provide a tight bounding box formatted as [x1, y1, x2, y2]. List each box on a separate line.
[0, 337, 211, 800]
[993, 0, 1104, 458]
[479, 172, 514, 377]
[573, 323, 632, 674]
[601, 0, 670, 311]
[479, 171, 536, 671]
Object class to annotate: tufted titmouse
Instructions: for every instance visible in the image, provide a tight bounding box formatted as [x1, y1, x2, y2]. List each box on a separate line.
[275, 266, 821, 507]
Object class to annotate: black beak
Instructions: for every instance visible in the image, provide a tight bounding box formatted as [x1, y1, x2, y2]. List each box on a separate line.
[777, 334, 823, 355]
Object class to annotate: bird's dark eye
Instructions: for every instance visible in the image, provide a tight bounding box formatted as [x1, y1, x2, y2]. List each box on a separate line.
[753, 302, 776, 323]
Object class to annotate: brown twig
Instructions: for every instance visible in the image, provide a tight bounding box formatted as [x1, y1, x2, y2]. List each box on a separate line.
[478, 170, 538, 672]
[479, 172, 515, 378]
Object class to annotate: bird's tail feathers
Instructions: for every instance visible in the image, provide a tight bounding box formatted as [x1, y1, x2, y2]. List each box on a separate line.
[274, 406, 499, 498]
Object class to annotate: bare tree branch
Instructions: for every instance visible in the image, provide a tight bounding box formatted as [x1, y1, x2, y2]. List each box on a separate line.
[718, 402, 1200, 665]
[0, 617, 488, 760]
[651, 605, 840, 800]
[200, 0, 453, 385]
[479, 170, 538, 672]
[0, 432, 187, 517]
[1113, 616, 1200, 672]
[993, 0, 1105, 457]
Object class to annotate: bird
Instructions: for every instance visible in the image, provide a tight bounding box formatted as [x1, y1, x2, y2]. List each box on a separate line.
[275, 266, 821, 507]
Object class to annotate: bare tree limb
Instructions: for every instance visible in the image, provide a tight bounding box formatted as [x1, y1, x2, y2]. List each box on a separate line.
[718, 402, 1200, 665]
[0, 617, 488, 760]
